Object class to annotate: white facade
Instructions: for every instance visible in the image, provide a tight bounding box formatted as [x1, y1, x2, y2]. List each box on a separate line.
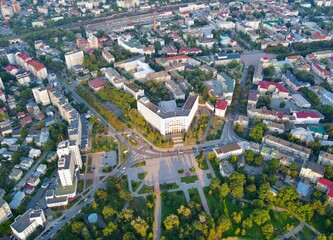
[318, 151, 333, 166]
[11, 209, 46, 240]
[65, 50, 84, 69]
[32, 87, 50, 106]
[58, 155, 75, 187]
[0, 198, 12, 224]
[57, 140, 82, 169]
[214, 143, 243, 159]
[137, 95, 198, 135]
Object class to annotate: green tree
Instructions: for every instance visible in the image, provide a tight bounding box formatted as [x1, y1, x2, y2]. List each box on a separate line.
[163, 214, 180, 230]
[131, 217, 149, 237]
[71, 221, 85, 234]
[102, 222, 117, 236]
[219, 183, 230, 198]
[252, 209, 270, 226]
[232, 211, 242, 224]
[43, 139, 56, 151]
[261, 223, 274, 239]
[102, 206, 117, 220]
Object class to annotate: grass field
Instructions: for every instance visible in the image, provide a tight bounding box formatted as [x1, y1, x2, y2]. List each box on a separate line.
[138, 184, 154, 194]
[131, 180, 141, 192]
[180, 175, 198, 184]
[161, 191, 187, 219]
[138, 172, 147, 180]
[295, 225, 318, 240]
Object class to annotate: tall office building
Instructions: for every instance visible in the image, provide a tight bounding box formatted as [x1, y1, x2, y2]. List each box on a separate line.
[64, 50, 84, 69]
[32, 87, 50, 106]
[58, 154, 75, 187]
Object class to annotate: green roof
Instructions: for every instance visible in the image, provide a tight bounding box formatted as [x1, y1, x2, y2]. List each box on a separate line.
[218, 72, 235, 93]
[307, 126, 327, 135]
[55, 175, 77, 196]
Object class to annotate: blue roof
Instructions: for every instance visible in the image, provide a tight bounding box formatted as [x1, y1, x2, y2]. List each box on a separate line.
[220, 34, 229, 38]
[214, 53, 240, 61]
[284, 71, 309, 87]
[9, 191, 25, 209]
[297, 182, 310, 197]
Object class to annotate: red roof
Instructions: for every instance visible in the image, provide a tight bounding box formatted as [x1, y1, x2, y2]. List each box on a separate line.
[27, 60, 45, 71]
[17, 112, 25, 118]
[318, 178, 333, 198]
[312, 32, 326, 40]
[16, 52, 31, 62]
[4, 65, 18, 72]
[258, 80, 289, 93]
[20, 116, 32, 127]
[88, 78, 106, 90]
[295, 112, 320, 119]
[215, 99, 228, 110]
[0, 90, 4, 95]
[313, 62, 330, 76]
[164, 55, 189, 61]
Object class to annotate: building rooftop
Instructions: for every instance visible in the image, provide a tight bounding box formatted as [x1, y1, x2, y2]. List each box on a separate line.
[139, 94, 198, 119]
[11, 209, 43, 233]
[263, 135, 312, 155]
[214, 143, 241, 155]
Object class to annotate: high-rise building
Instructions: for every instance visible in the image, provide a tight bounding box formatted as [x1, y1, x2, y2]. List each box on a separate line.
[11, 1, 20, 14]
[65, 50, 84, 69]
[58, 154, 75, 187]
[0, 77, 4, 90]
[32, 87, 50, 106]
[88, 35, 98, 49]
[1, 4, 13, 20]
[116, 0, 139, 8]
[0, 198, 12, 224]
[57, 140, 82, 169]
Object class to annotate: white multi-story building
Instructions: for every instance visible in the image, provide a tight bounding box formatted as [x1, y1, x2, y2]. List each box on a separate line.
[58, 154, 75, 187]
[57, 140, 82, 169]
[262, 135, 312, 160]
[88, 35, 98, 49]
[105, 67, 126, 89]
[137, 94, 199, 135]
[32, 87, 50, 106]
[214, 143, 243, 159]
[116, 0, 139, 8]
[0, 198, 12, 224]
[293, 112, 323, 125]
[16, 72, 31, 85]
[65, 50, 84, 69]
[300, 162, 325, 183]
[11, 209, 46, 240]
[123, 82, 145, 100]
[318, 150, 333, 166]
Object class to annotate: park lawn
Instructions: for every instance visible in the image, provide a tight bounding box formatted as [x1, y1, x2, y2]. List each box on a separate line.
[161, 191, 187, 219]
[188, 188, 202, 205]
[131, 161, 146, 168]
[295, 225, 318, 240]
[131, 180, 141, 192]
[309, 212, 332, 236]
[270, 210, 300, 234]
[138, 184, 154, 194]
[91, 135, 117, 152]
[128, 197, 154, 225]
[138, 172, 147, 180]
[160, 182, 179, 191]
[180, 175, 198, 184]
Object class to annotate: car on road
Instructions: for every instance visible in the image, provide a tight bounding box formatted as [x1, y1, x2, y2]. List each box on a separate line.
[122, 167, 126, 170]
